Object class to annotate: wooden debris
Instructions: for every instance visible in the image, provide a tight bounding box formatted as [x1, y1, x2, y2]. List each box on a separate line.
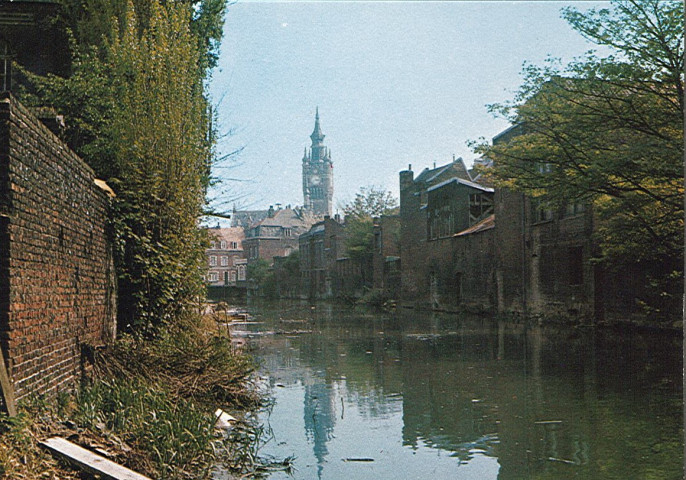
[40, 437, 152, 480]
[0, 343, 16, 416]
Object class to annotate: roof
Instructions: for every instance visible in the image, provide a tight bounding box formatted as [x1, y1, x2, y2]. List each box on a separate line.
[256, 207, 316, 229]
[414, 157, 471, 185]
[231, 210, 269, 229]
[246, 208, 320, 240]
[427, 177, 494, 194]
[455, 214, 495, 237]
[208, 227, 245, 246]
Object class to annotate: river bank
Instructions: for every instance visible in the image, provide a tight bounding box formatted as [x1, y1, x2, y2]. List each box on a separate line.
[0, 312, 268, 479]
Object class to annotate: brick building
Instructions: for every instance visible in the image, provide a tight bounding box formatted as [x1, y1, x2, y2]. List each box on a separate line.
[299, 216, 346, 299]
[0, 94, 116, 403]
[243, 205, 317, 266]
[398, 157, 496, 311]
[491, 127, 598, 319]
[399, 157, 482, 304]
[206, 226, 246, 289]
[372, 215, 401, 299]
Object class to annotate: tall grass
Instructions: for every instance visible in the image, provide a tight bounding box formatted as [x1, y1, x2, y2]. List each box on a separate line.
[75, 378, 217, 478]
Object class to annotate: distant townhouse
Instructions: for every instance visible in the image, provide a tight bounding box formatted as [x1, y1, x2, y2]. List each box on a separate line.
[243, 205, 317, 266]
[230, 206, 269, 229]
[299, 215, 346, 299]
[372, 215, 401, 299]
[206, 227, 247, 295]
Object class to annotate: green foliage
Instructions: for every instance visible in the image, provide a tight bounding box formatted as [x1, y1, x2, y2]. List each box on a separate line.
[342, 186, 399, 221]
[76, 378, 217, 478]
[247, 258, 276, 297]
[20, 0, 225, 331]
[476, 0, 684, 318]
[247, 258, 271, 286]
[342, 186, 398, 262]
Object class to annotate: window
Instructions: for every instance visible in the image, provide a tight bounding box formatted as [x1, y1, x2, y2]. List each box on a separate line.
[469, 193, 494, 225]
[537, 162, 553, 174]
[537, 207, 553, 222]
[237, 265, 246, 281]
[230, 241, 238, 249]
[230, 271, 237, 282]
[220, 256, 228, 266]
[532, 198, 553, 223]
[284, 228, 292, 237]
[209, 256, 217, 266]
[565, 201, 585, 217]
[569, 247, 583, 285]
[220, 240, 227, 249]
[208, 272, 218, 282]
[209, 241, 216, 249]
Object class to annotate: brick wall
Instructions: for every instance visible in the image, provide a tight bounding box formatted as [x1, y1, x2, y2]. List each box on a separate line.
[0, 93, 116, 402]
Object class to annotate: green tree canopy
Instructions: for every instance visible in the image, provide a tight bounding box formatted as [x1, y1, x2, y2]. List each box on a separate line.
[476, 0, 684, 317]
[342, 186, 398, 262]
[20, 0, 225, 331]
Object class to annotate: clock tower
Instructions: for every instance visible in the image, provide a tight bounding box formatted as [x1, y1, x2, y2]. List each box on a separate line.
[302, 107, 333, 217]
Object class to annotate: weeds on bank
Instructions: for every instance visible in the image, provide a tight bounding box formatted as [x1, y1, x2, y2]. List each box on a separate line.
[0, 312, 276, 479]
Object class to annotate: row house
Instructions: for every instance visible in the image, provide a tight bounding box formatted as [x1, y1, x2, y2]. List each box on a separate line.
[491, 126, 599, 320]
[206, 227, 247, 289]
[299, 216, 346, 299]
[243, 205, 317, 266]
[399, 157, 496, 311]
[372, 215, 401, 299]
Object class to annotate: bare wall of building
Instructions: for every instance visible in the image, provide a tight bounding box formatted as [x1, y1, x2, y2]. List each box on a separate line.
[0, 94, 116, 401]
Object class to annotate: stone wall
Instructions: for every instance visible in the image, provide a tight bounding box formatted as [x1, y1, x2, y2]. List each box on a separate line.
[0, 93, 116, 402]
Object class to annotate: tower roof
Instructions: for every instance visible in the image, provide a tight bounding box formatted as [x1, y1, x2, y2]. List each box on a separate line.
[310, 107, 325, 145]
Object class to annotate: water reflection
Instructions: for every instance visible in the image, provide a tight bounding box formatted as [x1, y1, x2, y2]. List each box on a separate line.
[241, 301, 683, 480]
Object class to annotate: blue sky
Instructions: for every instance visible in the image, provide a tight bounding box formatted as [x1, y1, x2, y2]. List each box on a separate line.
[208, 1, 608, 215]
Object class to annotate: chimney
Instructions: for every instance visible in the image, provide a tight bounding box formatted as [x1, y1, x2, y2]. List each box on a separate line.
[268, 205, 275, 218]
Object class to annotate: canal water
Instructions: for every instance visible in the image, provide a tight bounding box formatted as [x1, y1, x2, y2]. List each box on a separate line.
[234, 301, 683, 480]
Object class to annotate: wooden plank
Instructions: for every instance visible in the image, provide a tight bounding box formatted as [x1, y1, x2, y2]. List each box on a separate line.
[0, 345, 16, 417]
[40, 437, 152, 480]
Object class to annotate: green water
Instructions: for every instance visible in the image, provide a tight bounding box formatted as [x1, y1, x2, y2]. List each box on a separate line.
[235, 301, 683, 480]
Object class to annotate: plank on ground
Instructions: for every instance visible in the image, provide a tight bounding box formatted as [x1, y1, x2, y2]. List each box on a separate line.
[40, 437, 151, 480]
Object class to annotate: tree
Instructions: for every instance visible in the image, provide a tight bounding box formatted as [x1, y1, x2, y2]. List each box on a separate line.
[476, 0, 684, 318]
[342, 187, 398, 288]
[20, 0, 224, 331]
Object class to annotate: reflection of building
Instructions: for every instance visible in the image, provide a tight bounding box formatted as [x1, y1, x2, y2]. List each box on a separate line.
[303, 382, 337, 479]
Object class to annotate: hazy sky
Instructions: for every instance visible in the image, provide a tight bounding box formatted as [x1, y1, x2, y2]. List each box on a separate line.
[208, 1, 607, 215]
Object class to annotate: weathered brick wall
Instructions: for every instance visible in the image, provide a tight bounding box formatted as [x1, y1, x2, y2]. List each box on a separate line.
[0, 93, 116, 402]
[399, 169, 427, 301]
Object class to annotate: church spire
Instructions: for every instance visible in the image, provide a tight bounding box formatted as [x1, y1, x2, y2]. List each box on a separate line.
[310, 106, 325, 146]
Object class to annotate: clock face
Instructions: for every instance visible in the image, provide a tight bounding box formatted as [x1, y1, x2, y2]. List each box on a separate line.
[310, 175, 321, 186]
